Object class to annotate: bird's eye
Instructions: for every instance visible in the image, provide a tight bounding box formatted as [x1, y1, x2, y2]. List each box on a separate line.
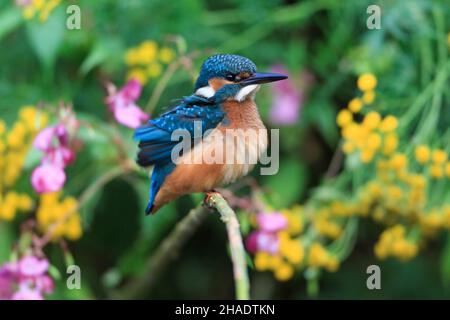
[225, 74, 236, 81]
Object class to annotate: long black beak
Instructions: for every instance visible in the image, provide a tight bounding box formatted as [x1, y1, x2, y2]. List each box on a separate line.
[240, 72, 288, 85]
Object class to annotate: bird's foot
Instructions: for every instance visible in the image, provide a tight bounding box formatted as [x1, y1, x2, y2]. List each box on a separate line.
[203, 190, 221, 211]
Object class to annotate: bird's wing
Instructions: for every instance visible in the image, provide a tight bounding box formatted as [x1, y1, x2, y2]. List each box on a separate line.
[134, 96, 225, 167]
[134, 95, 226, 214]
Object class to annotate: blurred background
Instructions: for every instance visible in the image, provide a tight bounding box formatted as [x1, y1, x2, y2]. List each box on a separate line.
[0, 0, 450, 299]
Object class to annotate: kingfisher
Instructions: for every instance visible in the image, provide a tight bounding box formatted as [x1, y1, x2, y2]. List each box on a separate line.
[134, 54, 287, 214]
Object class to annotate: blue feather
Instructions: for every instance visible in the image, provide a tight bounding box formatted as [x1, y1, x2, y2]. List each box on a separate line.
[134, 94, 226, 214]
[146, 163, 176, 214]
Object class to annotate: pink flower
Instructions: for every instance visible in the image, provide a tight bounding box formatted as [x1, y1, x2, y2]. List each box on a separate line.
[35, 275, 54, 294]
[256, 232, 279, 254]
[12, 284, 43, 300]
[31, 114, 77, 194]
[0, 255, 53, 300]
[121, 79, 142, 101]
[34, 125, 69, 152]
[245, 211, 289, 256]
[31, 164, 66, 193]
[15, 0, 32, 7]
[246, 231, 279, 254]
[106, 79, 149, 129]
[256, 212, 288, 233]
[114, 103, 150, 129]
[269, 65, 313, 126]
[44, 146, 75, 168]
[245, 231, 259, 253]
[33, 127, 55, 151]
[19, 256, 49, 277]
[0, 267, 15, 300]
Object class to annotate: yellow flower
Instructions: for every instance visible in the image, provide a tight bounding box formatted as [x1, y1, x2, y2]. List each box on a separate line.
[6, 126, 26, 149]
[360, 149, 374, 163]
[445, 163, 450, 178]
[342, 141, 354, 154]
[274, 263, 294, 281]
[65, 214, 82, 240]
[383, 133, 398, 155]
[367, 133, 382, 150]
[415, 145, 430, 164]
[348, 98, 363, 113]
[19, 106, 37, 130]
[374, 225, 418, 261]
[36, 193, 83, 241]
[408, 174, 426, 189]
[390, 153, 407, 171]
[33, 0, 45, 10]
[374, 242, 388, 259]
[0, 203, 16, 221]
[387, 185, 403, 200]
[362, 90, 376, 104]
[22, 0, 61, 22]
[362, 111, 381, 130]
[420, 210, 442, 230]
[280, 237, 304, 265]
[0, 192, 19, 221]
[430, 164, 444, 179]
[138, 41, 158, 64]
[254, 252, 270, 271]
[432, 149, 447, 164]
[267, 254, 283, 270]
[127, 68, 148, 85]
[159, 47, 175, 64]
[314, 216, 342, 239]
[324, 256, 340, 272]
[308, 243, 328, 267]
[357, 73, 377, 91]
[41, 191, 60, 206]
[379, 116, 398, 132]
[282, 206, 303, 235]
[342, 122, 359, 139]
[336, 109, 353, 127]
[367, 181, 382, 198]
[17, 194, 33, 211]
[147, 63, 163, 78]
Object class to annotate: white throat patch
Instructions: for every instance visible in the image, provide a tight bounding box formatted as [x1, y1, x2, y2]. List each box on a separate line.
[195, 84, 260, 102]
[234, 84, 260, 102]
[195, 86, 215, 98]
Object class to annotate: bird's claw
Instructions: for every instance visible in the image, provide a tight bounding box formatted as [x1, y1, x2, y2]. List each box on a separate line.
[203, 190, 220, 211]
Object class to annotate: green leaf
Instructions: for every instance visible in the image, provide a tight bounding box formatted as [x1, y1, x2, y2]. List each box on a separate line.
[80, 38, 122, 75]
[25, 6, 65, 72]
[0, 7, 22, 41]
[262, 158, 308, 208]
[0, 223, 14, 263]
[309, 101, 339, 148]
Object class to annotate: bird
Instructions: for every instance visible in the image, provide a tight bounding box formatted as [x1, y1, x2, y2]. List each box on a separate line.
[134, 54, 287, 214]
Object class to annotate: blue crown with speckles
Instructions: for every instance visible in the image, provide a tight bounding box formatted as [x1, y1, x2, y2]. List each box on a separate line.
[194, 54, 257, 90]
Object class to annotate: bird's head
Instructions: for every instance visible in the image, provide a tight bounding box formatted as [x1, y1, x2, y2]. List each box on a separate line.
[194, 54, 287, 102]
